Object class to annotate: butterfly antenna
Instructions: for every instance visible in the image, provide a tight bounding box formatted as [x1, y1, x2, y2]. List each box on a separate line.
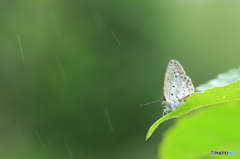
[140, 100, 161, 106]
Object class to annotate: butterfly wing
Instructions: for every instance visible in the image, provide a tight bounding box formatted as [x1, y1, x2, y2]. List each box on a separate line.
[163, 60, 194, 109]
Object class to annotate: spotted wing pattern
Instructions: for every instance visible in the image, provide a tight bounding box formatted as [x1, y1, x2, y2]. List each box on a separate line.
[162, 60, 194, 115]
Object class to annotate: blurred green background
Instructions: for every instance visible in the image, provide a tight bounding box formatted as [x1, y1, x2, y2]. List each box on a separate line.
[1, 1, 240, 159]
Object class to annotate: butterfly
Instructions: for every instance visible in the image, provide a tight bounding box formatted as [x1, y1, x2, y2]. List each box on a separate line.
[141, 59, 194, 116]
[162, 59, 194, 115]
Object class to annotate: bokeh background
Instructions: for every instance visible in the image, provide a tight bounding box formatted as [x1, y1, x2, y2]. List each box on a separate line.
[1, 1, 240, 159]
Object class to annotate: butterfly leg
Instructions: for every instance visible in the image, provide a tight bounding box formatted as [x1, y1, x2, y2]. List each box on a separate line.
[162, 105, 172, 116]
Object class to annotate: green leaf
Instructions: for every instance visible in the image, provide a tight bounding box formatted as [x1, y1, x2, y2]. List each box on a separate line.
[146, 80, 240, 140]
[196, 67, 240, 92]
[158, 101, 240, 159]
